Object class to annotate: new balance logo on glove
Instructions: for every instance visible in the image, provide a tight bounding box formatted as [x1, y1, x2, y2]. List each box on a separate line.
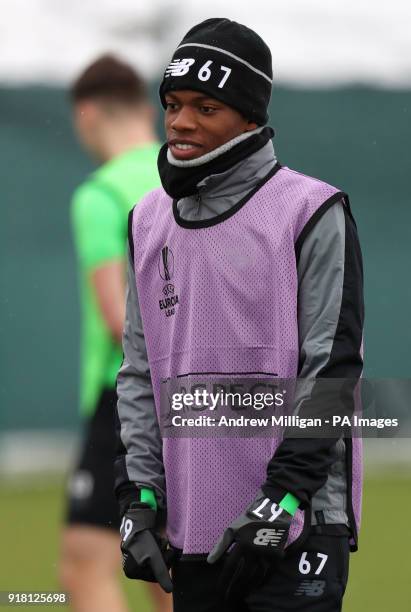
[253, 528, 285, 547]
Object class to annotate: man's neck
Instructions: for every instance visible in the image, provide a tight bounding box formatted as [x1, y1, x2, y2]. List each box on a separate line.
[101, 121, 157, 162]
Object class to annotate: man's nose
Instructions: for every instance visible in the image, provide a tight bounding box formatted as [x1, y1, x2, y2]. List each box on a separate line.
[170, 106, 196, 132]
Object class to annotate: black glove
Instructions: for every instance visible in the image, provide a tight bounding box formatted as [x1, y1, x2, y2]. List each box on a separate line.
[120, 501, 173, 593]
[207, 490, 294, 603]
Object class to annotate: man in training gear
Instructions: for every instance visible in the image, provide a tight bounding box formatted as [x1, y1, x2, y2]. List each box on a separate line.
[115, 18, 364, 611]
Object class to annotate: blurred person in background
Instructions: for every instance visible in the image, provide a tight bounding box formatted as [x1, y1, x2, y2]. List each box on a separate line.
[59, 54, 172, 612]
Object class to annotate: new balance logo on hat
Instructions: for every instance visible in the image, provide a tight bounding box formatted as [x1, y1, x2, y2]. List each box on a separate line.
[253, 528, 285, 547]
[165, 58, 195, 77]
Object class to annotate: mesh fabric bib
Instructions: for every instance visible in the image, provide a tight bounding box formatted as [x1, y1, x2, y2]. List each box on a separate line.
[131, 165, 362, 554]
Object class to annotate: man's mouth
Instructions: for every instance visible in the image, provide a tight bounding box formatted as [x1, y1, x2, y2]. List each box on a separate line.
[168, 140, 203, 159]
[174, 143, 196, 150]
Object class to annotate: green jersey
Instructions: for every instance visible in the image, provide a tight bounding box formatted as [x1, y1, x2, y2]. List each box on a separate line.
[71, 143, 160, 417]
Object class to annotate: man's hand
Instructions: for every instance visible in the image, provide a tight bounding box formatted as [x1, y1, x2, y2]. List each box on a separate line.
[120, 502, 173, 593]
[207, 490, 296, 602]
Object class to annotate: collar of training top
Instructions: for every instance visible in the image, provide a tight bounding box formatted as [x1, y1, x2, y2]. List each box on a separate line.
[157, 126, 274, 199]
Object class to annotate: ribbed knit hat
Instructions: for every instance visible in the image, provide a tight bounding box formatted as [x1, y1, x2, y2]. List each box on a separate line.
[159, 18, 273, 125]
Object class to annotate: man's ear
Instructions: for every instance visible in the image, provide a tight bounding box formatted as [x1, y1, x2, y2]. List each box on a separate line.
[74, 100, 99, 126]
[245, 120, 258, 132]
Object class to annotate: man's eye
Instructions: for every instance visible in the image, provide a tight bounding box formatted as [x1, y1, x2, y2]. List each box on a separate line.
[166, 102, 178, 110]
[200, 106, 216, 114]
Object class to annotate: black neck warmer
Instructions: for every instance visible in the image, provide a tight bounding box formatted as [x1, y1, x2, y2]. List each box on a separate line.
[157, 126, 274, 199]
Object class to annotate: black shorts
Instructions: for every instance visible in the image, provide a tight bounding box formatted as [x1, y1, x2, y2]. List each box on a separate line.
[172, 532, 350, 612]
[65, 389, 120, 530]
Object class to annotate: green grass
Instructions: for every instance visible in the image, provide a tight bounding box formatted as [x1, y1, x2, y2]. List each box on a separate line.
[344, 474, 411, 611]
[1, 474, 410, 611]
[0, 480, 151, 612]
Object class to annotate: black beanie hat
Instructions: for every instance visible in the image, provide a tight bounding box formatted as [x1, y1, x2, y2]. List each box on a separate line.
[159, 18, 273, 125]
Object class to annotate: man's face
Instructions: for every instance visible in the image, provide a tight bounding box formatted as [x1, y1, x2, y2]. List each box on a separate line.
[165, 90, 257, 161]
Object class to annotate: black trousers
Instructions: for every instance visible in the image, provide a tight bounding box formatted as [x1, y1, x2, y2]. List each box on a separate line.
[172, 533, 350, 612]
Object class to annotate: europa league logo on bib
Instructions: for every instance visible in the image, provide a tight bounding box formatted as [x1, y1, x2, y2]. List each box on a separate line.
[158, 245, 179, 317]
[158, 245, 174, 281]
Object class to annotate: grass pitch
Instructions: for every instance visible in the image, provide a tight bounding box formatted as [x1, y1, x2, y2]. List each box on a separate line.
[1, 474, 410, 611]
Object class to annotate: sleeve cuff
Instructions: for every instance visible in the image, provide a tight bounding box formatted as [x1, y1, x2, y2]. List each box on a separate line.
[261, 482, 290, 505]
[117, 484, 140, 518]
[261, 481, 309, 510]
